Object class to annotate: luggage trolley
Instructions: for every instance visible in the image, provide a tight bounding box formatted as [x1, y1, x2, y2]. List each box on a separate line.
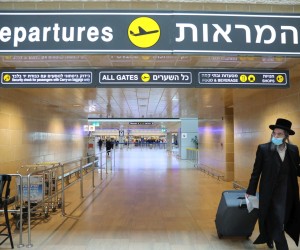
[12, 163, 61, 229]
[35, 162, 62, 211]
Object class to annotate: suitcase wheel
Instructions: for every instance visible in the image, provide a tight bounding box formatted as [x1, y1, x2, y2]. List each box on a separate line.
[217, 232, 223, 239]
[15, 218, 23, 230]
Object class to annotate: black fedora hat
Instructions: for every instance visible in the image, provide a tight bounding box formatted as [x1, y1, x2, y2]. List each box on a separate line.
[269, 118, 295, 135]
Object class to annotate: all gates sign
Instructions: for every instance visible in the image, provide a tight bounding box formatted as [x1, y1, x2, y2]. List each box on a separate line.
[0, 69, 289, 88]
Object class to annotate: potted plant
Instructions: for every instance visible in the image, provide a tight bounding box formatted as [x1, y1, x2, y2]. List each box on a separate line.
[191, 136, 198, 149]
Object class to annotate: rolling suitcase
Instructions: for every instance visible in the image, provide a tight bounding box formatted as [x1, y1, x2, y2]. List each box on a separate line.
[215, 189, 258, 239]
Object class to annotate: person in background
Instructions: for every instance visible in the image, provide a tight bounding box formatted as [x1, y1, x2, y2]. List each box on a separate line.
[97, 138, 103, 151]
[106, 138, 112, 156]
[246, 118, 300, 250]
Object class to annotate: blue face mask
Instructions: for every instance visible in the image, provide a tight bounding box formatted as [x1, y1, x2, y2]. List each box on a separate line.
[272, 137, 284, 146]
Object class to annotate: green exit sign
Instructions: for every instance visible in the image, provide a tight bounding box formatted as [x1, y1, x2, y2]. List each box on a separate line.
[90, 122, 100, 126]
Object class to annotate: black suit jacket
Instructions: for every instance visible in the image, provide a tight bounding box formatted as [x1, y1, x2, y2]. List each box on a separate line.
[247, 142, 300, 245]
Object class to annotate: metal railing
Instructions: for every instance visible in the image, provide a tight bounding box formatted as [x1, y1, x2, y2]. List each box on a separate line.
[117, 142, 168, 150]
[232, 181, 246, 190]
[186, 148, 198, 167]
[197, 163, 225, 180]
[2, 148, 115, 248]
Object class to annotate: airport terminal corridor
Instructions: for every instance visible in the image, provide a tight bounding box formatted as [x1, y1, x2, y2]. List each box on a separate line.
[1, 2, 300, 250]
[5, 147, 297, 250]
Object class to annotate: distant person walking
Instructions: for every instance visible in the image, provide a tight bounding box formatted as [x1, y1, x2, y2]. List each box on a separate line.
[97, 138, 103, 151]
[106, 139, 113, 156]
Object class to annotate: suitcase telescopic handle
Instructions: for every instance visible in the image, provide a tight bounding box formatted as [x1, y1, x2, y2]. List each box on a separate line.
[238, 197, 247, 208]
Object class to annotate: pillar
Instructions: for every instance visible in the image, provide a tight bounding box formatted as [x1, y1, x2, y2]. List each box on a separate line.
[179, 118, 198, 160]
[166, 132, 172, 151]
[224, 107, 234, 181]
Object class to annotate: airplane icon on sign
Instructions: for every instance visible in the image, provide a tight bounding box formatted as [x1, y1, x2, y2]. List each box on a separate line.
[130, 26, 159, 36]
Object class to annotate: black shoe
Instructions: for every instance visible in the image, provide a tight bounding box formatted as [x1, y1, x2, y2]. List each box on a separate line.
[267, 241, 274, 249]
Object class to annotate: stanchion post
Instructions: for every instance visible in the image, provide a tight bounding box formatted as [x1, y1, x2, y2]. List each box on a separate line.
[92, 156, 95, 188]
[106, 151, 108, 175]
[80, 158, 83, 198]
[26, 175, 33, 248]
[100, 151, 103, 180]
[17, 174, 24, 248]
[61, 164, 66, 216]
[112, 147, 115, 171]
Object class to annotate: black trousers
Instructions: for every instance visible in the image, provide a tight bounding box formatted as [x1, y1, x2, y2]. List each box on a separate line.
[266, 172, 289, 250]
[266, 200, 288, 250]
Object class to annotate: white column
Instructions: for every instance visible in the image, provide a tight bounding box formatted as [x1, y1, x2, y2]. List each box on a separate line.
[166, 132, 172, 151]
[179, 118, 198, 159]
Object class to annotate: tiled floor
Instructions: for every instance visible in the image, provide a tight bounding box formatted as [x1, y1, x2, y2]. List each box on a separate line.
[4, 147, 298, 249]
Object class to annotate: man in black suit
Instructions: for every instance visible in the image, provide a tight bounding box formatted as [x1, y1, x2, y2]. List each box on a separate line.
[246, 118, 300, 250]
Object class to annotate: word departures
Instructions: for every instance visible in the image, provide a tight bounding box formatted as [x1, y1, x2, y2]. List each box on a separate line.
[0, 11, 300, 56]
